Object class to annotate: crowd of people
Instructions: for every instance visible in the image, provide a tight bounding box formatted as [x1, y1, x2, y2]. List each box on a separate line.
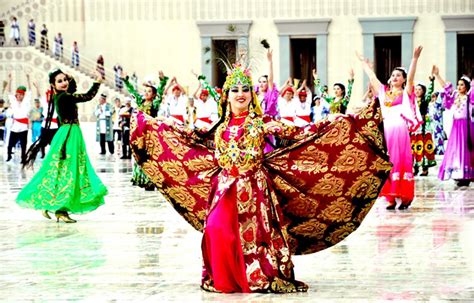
[1, 37, 473, 293]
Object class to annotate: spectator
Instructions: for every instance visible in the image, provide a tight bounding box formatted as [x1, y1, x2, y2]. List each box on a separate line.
[29, 98, 43, 142]
[112, 96, 123, 154]
[0, 99, 6, 143]
[27, 19, 35, 46]
[0, 20, 5, 46]
[119, 97, 133, 159]
[94, 92, 114, 155]
[71, 41, 79, 68]
[113, 64, 123, 92]
[40, 24, 48, 51]
[10, 16, 20, 45]
[53, 32, 63, 59]
[96, 55, 105, 80]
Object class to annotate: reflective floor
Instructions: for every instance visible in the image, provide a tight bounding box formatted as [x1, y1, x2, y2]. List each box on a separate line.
[0, 124, 473, 302]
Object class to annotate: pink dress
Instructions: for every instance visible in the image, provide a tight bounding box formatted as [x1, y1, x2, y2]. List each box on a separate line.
[378, 85, 419, 202]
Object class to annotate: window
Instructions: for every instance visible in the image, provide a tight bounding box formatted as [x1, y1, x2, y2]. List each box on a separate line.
[290, 38, 316, 91]
[212, 39, 237, 88]
[374, 36, 401, 83]
[457, 33, 474, 79]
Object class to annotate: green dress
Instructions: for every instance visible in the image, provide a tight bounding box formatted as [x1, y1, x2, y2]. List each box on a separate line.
[16, 82, 107, 214]
[314, 78, 354, 114]
[123, 76, 168, 188]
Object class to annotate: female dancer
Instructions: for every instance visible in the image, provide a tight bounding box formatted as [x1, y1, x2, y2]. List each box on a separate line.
[433, 66, 474, 186]
[122, 70, 168, 190]
[314, 68, 354, 114]
[17, 69, 107, 222]
[129, 64, 391, 292]
[411, 70, 436, 176]
[358, 46, 423, 210]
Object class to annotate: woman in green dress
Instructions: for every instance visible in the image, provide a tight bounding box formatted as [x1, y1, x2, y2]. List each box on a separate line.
[121, 70, 168, 191]
[17, 69, 107, 223]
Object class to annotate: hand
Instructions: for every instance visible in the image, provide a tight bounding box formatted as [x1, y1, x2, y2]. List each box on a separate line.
[95, 71, 104, 82]
[312, 69, 317, 79]
[172, 76, 177, 83]
[159, 70, 165, 79]
[348, 68, 354, 80]
[432, 65, 439, 76]
[121, 70, 127, 79]
[413, 45, 423, 59]
[301, 79, 307, 86]
[267, 49, 273, 62]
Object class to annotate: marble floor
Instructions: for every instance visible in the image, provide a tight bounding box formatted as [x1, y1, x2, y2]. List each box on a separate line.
[0, 124, 473, 302]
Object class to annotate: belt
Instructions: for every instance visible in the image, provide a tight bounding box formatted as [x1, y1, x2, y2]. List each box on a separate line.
[296, 115, 311, 123]
[14, 118, 29, 124]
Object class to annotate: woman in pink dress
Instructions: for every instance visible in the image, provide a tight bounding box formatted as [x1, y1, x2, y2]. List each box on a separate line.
[433, 66, 474, 186]
[130, 64, 392, 293]
[357, 46, 423, 210]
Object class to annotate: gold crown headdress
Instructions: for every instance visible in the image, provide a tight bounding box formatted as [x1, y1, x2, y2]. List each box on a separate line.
[219, 64, 263, 117]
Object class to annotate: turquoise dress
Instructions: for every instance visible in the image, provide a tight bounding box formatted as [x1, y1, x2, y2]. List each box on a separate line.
[16, 82, 107, 214]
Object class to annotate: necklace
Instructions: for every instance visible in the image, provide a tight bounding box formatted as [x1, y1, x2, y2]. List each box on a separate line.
[384, 90, 403, 107]
[455, 94, 467, 109]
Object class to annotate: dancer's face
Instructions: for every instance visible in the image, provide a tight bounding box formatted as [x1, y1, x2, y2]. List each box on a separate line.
[457, 80, 468, 94]
[389, 70, 406, 89]
[228, 84, 251, 115]
[415, 85, 425, 98]
[144, 86, 156, 101]
[333, 85, 343, 98]
[258, 77, 268, 92]
[53, 73, 69, 92]
[283, 91, 294, 101]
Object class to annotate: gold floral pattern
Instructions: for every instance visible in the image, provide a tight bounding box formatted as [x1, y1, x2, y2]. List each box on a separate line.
[326, 223, 356, 244]
[317, 197, 353, 223]
[184, 155, 215, 171]
[308, 173, 344, 197]
[289, 219, 327, 239]
[160, 160, 188, 185]
[346, 171, 382, 200]
[331, 144, 368, 173]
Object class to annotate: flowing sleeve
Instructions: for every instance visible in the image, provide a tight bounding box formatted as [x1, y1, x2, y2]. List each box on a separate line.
[130, 111, 219, 231]
[264, 116, 332, 141]
[441, 83, 455, 110]
[198, 75, 220, 103]
[343, 78, 354, 107]
[71, 82, 101, 103]
[123, 77, 143, 107]
[154, 76, 169, 111]
[470, 80, 474, 104]
[263, 99, 392, 255]
[265, 84, 280, 117]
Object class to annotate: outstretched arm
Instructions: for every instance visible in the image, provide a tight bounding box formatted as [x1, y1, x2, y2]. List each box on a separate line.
[406, 46, 423, 95]
[267, 49, 274, 91]
[121, 70, 143, 106]
[432, 65, 447, 88]
[356, 52, 382, 95]
[72, 71, 102, 103]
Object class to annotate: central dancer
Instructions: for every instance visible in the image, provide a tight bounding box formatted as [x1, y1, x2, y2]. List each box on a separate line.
[130, 64, 392, 293]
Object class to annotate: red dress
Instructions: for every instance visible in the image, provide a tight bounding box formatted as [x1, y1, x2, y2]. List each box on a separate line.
[130, 99, 391, 293]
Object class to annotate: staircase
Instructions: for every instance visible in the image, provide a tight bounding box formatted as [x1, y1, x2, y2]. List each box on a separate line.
[0, 46, 129, 122]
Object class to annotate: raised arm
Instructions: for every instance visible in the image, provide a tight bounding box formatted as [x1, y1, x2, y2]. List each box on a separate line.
[164, 77, 176, 95]
[71, 72, 102, 103]
[267, 49, 274, 91]
[406, 46, 423, 95]
[345, 68, 355, 104]
[356, 52, 382, 95]
[432, 65, 447, 88]
[121, 71, 143, 106]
